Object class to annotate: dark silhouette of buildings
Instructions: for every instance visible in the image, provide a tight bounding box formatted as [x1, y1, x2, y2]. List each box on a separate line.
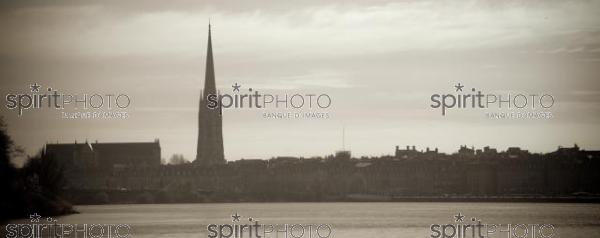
[45, 141, 600, 204]
[44, 140, 161, 170]
[195, 23, 225, 166]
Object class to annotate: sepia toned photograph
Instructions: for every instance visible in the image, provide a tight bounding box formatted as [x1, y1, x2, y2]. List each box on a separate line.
[1, 0, 600, 237]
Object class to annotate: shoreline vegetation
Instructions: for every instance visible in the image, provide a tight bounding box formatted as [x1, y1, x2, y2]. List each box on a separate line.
[0, 117, 77, 221]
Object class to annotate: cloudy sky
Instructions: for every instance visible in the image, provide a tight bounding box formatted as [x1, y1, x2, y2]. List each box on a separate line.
[1, 0, 599, 163]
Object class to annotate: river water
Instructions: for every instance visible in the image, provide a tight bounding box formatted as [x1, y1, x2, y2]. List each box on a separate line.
[4, 203, 600, 237]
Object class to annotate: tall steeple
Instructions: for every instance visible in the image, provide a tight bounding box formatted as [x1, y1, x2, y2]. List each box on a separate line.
[195, 22, 225, 166]
[204, 22, 216, 96]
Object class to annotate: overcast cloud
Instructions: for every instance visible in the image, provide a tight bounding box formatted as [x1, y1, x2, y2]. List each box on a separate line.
[1, 0, 599, 163]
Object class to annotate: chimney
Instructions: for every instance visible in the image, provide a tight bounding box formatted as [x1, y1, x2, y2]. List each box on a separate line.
[412, 146, 416, 151]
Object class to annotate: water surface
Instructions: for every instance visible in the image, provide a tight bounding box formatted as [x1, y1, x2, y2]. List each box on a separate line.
[6, 203, 600, 237]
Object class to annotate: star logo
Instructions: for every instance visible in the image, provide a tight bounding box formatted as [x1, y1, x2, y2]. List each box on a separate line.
[231, 212, 241, 222]
[454, 83, 464, 92]
[454, 212, 465, 222]
[232, 83, 241, 92]
[30, 83, 41, 92]
[30, 213, 41, 223]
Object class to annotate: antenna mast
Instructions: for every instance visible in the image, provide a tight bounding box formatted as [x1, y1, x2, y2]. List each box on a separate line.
[342, 125, 345, 150]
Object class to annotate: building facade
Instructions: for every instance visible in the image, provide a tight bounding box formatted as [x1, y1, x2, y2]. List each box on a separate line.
[44, 140, 161, 170]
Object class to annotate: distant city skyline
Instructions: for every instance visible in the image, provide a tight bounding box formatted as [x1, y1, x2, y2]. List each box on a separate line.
[1, 1, 600, 164]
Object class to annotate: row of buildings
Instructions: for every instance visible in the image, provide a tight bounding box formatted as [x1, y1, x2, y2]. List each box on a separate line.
[42, 141, 600, 203]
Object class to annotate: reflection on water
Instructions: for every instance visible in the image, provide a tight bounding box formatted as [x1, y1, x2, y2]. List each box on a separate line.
[5, 203, 600, 238]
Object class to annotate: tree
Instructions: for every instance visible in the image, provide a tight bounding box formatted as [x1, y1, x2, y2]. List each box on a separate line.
[0, 116, 18, 219]
[169, 154, 189, 165]
[0, 116, 23, 168]
[23, 154, 65, 197]
[0, 116, 74, 220]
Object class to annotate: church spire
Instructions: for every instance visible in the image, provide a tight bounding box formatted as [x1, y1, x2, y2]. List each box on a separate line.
[195, 21, 225, 166]
[204, 21, 216, 95]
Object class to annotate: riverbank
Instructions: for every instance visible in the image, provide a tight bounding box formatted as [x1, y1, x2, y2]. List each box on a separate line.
[62, 189, 600, 204]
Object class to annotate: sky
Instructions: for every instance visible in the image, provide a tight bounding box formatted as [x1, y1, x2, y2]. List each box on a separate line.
[1, 0, 599, 163]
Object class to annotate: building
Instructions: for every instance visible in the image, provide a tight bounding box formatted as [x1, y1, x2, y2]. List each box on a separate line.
[44, 141, 96, 169]
[92, 141, 161, 168]
[195, 23, 225, 166]
[395, 145, 424, 159]
[44, 140, 161, 170]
